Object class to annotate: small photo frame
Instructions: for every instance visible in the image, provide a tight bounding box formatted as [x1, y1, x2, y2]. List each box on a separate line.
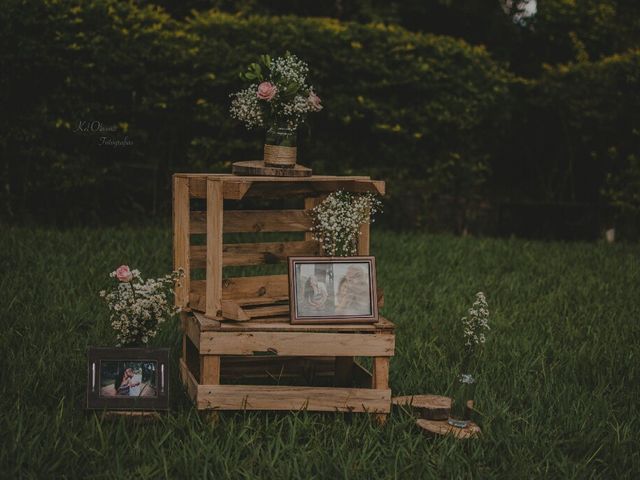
[288, 256, 379, 324]
[86, 347, 169, 411]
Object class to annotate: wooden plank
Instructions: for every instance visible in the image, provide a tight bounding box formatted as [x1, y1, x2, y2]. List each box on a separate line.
[179, 358, 198, 402]
[193, 311, 221, 330]
[372, 356, 391, 424]
[199, 331, 395, 356]
[304, 197, 322, 242]
[189, 177, 252, 200]
[392, 395, 475, 420]
[232, 160, 312, 177]
[236, 296, 289, 307]
[206, 179, 223, 318]
[195, 385, 391, 413]
[191, 274, 289, 301]
[190, 210, 313, 234]
[358, 216, 370, 255]
[372, 357, 390, 390]
[178, 173, 371, 180]
[221, 300, 250, 321]
[200, 356, 221, 385]
[213, 316, 395, 333]
[190, 240, 319, 268]
[183, 312, 201, 347]
[172, 175, 190, 308]
[244, 304, 290, 318]
[188, 177, 385, 200]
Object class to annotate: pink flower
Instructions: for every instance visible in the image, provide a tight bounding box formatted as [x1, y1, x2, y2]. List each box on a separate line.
[115, 265, 133, 283]
[308, 90, 323, 111]
[257, 82, 277, 101]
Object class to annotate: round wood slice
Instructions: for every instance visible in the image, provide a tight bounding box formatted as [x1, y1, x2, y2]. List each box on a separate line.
[416, 419, 481, 439]
[392, 395, 451, 420]
[393, 394, 475, 420]
[232, 160, 312, 177]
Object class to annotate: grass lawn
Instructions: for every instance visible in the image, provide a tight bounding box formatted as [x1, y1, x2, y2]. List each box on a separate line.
[1, 227, 639, 478]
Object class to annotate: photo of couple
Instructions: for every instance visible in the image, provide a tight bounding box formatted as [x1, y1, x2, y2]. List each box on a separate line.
[295, 261, 373, 318]
[100, 361, 158, 397]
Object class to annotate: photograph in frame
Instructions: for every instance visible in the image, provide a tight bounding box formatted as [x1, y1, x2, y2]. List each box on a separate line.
[288, 256, 378, 324]
[86, 347, 169, 411]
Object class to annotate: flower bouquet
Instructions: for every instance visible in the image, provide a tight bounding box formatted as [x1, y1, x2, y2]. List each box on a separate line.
[100, 265, 183, 347]
[448, 292, 490, 428]
[309, 191, 382, 256]
[230, 53, 322, 167]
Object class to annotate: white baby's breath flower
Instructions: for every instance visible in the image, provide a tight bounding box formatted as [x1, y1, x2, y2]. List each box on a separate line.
[309, 191, 382, 256]
[462, 292, 490, 350]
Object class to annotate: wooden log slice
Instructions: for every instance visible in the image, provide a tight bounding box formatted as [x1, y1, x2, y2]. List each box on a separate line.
[232, 160, 312, 177]
[416, 419, 481, 439]
[392, 394, 474, 420]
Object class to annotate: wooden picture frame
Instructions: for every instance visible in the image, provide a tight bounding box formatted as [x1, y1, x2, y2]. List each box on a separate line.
[288, 256, 379, 324]
[86, 347, 169, 411]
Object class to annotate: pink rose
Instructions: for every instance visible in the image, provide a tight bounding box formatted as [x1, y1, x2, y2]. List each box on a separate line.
[308, 90, 322, 111]
[257, 82, 277, 101]
[115, 265, 133, 283]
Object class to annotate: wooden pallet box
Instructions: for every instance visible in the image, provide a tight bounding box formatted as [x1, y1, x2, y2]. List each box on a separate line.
[173, 173, 394, 419]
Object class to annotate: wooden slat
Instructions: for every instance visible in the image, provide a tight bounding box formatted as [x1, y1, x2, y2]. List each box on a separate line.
[195, 385, 391, 412]
[372, 357, 390, 389]
[172, 176, 190, 308]
[206, 179, 223, 318]
[183, 312, 201, 348]
[193, 311, 220, 329]
[190, 210, 313, 234]
[358, 214, 371, 255]
[191, 274, 289, 301]
[200, 355, 220, 385]
[179, 358, 198, 402]
[199, 331, 395, 356]
[304, 197, 323, 242]
[236, 296, 289, 307]
[372, 356, 391, 424]
[188, 177, 385, 200]
[215, 316, 395, 332]
[245, 304, 290, 318]
[217, 317, 382, 330]
[221, 300, 250, 321]
[190, 240, 319, 268]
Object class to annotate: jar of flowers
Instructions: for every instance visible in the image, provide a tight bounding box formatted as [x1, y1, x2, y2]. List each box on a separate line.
[230, 53, 323, 168]
[99, 265, 183, 347]
[448, 292, 490, 428]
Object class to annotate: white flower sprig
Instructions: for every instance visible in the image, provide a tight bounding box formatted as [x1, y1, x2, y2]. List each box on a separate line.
[462, 292, 490, 350]
[100, 265, 183, 347]
[309, 191, 382, 256]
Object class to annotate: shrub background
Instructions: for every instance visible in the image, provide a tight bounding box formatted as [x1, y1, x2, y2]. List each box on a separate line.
[1, 0, 639, 236]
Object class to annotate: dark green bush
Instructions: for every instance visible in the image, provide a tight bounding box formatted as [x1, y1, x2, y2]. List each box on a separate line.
[1, 2, 638, 236]
[494, 50, 640, 205]
[0, 2, 510, 228]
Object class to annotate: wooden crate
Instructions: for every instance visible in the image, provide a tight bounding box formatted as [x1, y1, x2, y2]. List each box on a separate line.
[173, 173, 393, 420]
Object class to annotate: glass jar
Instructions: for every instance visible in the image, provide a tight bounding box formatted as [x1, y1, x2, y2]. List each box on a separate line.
[264, 121, 297, 167]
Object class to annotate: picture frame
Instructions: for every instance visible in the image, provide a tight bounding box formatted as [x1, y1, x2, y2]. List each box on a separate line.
[288, 256, 379, 324]
[86, 347, 170, 411]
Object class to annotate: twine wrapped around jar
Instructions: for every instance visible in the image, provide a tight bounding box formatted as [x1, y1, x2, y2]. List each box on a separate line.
[264, 144, 297, 167]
